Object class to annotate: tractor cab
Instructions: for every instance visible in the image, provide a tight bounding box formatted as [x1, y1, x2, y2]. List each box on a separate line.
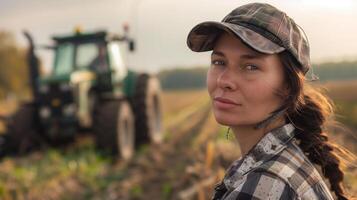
[35, 30, 136, 140]
[43, 31, 134, 93]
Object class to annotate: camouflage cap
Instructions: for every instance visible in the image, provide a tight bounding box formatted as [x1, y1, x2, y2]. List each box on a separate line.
[187, 3, 311, 74]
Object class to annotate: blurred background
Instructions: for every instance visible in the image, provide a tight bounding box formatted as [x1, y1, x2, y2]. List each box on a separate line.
[0, 0, 356, 199]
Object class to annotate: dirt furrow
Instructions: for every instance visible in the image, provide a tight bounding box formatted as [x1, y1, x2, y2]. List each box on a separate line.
[110, 102, 211, 200]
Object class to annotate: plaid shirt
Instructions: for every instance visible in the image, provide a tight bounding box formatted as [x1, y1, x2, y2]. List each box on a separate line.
[212, 124, 334, 200]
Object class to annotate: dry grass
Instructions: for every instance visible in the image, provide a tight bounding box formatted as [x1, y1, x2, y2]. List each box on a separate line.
[314, 80, 357, 101]
[161, 89, 208, 117]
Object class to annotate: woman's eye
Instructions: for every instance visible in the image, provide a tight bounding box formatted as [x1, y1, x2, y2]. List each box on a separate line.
[211, 60, 225, 66]
[244, 64, 259, 71]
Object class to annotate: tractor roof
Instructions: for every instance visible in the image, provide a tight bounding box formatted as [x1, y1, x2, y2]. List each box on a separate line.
[52, 31, 125, 43]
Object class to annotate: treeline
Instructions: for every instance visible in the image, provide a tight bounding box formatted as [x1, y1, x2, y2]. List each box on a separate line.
[0, 31, 30, 100]
[313, 61, 357, 81]
[158, 67, 208, 90]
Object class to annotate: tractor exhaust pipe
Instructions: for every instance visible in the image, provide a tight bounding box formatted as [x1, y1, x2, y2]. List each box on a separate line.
[23, 30, 40, 102]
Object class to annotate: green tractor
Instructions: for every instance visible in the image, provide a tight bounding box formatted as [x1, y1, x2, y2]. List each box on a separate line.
[0, 28, 163, 160]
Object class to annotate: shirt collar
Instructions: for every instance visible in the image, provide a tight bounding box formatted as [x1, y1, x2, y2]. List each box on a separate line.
[223, 123, 295, 190]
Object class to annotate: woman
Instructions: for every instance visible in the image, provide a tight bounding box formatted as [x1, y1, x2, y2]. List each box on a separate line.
[187, 3, 351, 200]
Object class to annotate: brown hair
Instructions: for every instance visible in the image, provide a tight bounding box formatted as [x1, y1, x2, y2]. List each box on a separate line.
[277, 51, 352, 200]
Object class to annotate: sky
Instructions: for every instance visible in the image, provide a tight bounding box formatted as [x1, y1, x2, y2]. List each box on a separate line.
[1, 0, 357, 73]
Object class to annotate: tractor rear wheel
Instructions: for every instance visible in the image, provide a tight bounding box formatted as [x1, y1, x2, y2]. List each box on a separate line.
[131, 74, 163, 146]
[5, 102, 41, 154]
[93, 99, 135, 160]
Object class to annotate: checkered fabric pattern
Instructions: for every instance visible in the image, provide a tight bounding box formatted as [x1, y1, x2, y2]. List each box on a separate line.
[212, 124, 334, 200]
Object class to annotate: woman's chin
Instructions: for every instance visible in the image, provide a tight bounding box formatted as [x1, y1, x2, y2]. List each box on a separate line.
[214, 116, 242, 126]
[213, 113, 257, 127]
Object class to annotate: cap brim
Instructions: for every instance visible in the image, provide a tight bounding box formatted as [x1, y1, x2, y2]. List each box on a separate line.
[187, 21, 285, 54]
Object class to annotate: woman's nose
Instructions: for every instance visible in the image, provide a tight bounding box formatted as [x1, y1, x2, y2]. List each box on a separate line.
[217, 68, 236, 91]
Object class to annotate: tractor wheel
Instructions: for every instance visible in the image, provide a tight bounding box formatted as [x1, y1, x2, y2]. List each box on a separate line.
[93, 99, 135, 160]
[131, 74, 163, 146]
[5, 103, 41, 154]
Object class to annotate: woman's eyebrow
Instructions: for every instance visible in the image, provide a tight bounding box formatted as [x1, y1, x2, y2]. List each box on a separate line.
[211, 50, 225, 57]
[240, 53, 262, 60]
[240, 49, 265, 59]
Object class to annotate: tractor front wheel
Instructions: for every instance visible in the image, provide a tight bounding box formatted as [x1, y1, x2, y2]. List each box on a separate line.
[93, 99, 135, 160]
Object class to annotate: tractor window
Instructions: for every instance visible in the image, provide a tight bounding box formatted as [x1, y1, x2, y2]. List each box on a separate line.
[76, 43, 99, 69]
[54, 43, 74, 75]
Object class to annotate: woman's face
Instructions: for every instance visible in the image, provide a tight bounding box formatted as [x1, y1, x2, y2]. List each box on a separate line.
[207, 32, 286, 127]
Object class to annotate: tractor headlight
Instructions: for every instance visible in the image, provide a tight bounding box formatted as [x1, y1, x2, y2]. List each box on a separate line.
[39, 85, 49, 93]
[39, 107, 51, 118]
[62, 104, 76, 116]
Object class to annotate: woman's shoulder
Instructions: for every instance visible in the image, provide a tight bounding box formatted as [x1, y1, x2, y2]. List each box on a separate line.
[253, 140, 334, 199]
[224, 170, 297, 200]
[225, 169, 333, 200]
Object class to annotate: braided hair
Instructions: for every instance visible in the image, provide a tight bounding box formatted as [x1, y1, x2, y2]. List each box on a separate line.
[278, 51, 351, 200]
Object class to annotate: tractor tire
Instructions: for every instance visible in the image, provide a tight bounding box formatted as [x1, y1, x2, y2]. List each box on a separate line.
[130, 74, 163, 146]
[93, 99, 135, 160]
[5, 103, 41, 154]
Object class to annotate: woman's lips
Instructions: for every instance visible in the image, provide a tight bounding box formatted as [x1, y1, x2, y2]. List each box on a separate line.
[213, 97, 241, 109]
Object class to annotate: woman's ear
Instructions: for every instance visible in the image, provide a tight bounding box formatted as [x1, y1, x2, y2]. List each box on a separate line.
[277, 84, 290, 99]
[282, 84, 290, 96]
